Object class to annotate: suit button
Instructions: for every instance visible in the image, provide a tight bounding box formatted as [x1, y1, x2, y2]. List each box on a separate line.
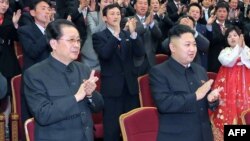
[200, 108, 204, 111]
[190, 82, 193, 85]
[81, 112, 86, 116]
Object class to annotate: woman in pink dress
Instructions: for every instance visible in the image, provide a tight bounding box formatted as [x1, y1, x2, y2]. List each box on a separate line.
[211, 26, 250, 141]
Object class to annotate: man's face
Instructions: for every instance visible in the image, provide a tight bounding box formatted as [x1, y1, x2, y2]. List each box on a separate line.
[51, 26, 81, 65]
[30, 1, 51, 26]
[170, 33, 197, 66]
[188, 6, 201, 21]
[135, 0, 148, 17]
[0, 0, 9, 15]
[103, 7, 121, 27]
[229, 0, 238, 9]
[150, 0, 160, 13]
[202, 0, 212, 8]
[216, 8, 228, 22]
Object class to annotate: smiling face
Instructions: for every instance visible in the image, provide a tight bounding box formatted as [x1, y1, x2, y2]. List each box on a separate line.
[150, 0, 160, 13]
[227, 30, 240, 47]
[170, 32, 197, 67]
[135, 0, 148, 17]
[0, 0, 9, 16]
[30, 1, 51, 27]
[103, 7, 121, 28]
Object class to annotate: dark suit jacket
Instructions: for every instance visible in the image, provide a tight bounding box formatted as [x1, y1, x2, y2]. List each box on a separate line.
[24, 55, 103, 141]
[149, 57, 218, 141]
[17, 23, 51, 71]
[93, 29, 145, 97]
[55, 0, 79, 18]
[208, 22, 232, 72]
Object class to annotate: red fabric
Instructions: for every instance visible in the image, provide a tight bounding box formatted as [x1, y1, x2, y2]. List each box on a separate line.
[211, 61, 250, 141]
[207, 72, 217, 81]
[139, 74, 155, 107]
[17, 55, 23, 69]
[123, 108, 159, 141]
[155, 54, 168, 64]
[26, 119, 35, 141]
[0, 16, 3, 25]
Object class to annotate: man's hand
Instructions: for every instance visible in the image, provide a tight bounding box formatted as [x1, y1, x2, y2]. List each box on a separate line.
[196, 79, 214, 100]
[207, 86, 223, 102]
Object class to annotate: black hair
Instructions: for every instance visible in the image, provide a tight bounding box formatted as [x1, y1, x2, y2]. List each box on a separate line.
[102, 3, 121, 16]
[45, 19, 77, 42]
[168, 24, 195, 41]
[224, 26, 241, 46]
[30, 0, 51, 10]
[188, 2, 202, 15]
[215, 1, 229, 13]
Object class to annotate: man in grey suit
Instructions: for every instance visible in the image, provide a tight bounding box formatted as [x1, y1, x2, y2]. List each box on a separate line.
[23, 19, 103, 141]
[133, 0, 162, 75]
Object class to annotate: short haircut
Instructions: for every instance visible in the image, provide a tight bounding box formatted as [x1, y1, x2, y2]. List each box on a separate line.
[177, 15, 195, 27]
[102, 3, 121, 16]
[215, 2, 229, 13]
[45, 19, 77, 42]
[224, 26, 241, 46]
[134, 0, 149, 5]
[30, 0, 51, 10]
[168, 24, 195, 41]
[188, 2, 202, 15]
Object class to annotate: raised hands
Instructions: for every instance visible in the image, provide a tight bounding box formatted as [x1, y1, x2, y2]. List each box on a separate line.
[207, 87, 223, 102]
[145, 11, 154, 26]
[127, 18, 137, 33]
[12, 9, 21, 29]
[196, 79, 214, 101]
[75, 70, 99, 102]
[238, 34, 245, 48]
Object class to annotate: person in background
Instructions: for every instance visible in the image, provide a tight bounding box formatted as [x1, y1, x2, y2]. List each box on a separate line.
[211, 26, 250, 141]
[149, 24, 222, 141]
[24, 19, 103, 141]
[93, 4, 145, 141]
[80, 0, 113, 70]
[0, 0, 21, 138]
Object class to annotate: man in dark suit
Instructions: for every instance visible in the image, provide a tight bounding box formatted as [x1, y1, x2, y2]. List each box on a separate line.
[93, 4, 145, 141]
[17, 0, 52, 71]
[55, 0, 78, 18]
[149, 24, 222, 141]
[167, 0, 186, 22]
[17, 0, 52, 131]
[24, 19, 103, 141]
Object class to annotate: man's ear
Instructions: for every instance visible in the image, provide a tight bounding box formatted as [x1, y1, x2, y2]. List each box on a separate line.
[30, 9, 35, 17]
[49, 39, 57, 50]
[103, 16, 107, 23]
[169, 42, 175, 53]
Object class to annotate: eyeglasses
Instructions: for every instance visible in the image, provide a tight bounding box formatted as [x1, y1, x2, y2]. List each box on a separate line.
[59, 38, 82, 44]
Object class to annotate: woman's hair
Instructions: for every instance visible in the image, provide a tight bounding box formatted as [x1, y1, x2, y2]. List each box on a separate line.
[224, 26, 242, 46]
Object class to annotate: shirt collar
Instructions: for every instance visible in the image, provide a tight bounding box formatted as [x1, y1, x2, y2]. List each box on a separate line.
[35, 23, 46, 34]
[216, 20, 225, 26]
[137, 14, 146, 21]
[48, 55, 74, 73]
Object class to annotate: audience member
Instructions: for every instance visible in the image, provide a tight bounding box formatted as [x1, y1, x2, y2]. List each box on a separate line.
[24, 19, 104, 141]
[55, 0, 78, 19]
[17, 0, 53, 131]
[92, 4, 145, 141]
[133, 0, 162, 75]
[149, 24, 222, 141]
[80, 0, 113, 70]
[0, 0, 21, 136]
[167, 0, 187, 22]
[208, 2, 232, 72]
[211, 26, 250, 141]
